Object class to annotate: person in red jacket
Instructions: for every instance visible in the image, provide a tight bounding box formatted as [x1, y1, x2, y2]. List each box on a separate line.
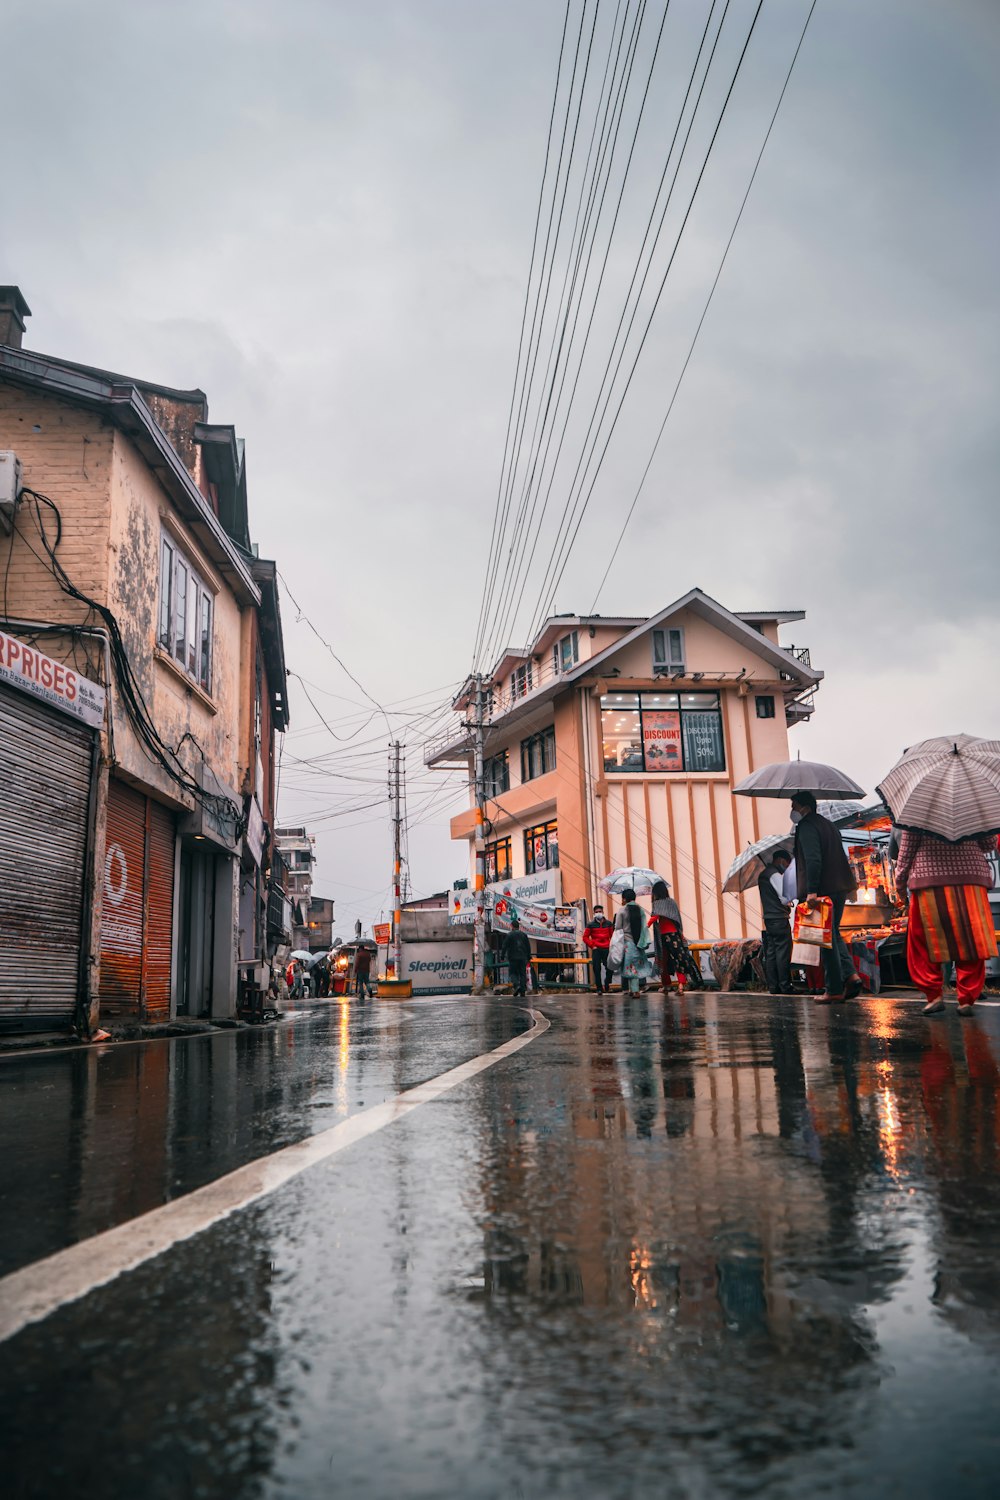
[583, 905, 614, 993]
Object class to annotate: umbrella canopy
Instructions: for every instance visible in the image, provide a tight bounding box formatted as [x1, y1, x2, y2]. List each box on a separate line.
[733, 758, 865, 800]
[288, 949, 313, 962]
[598, 866, 665, 897]
[723, 833, 795, 894]
[876, 734, 1000, 842]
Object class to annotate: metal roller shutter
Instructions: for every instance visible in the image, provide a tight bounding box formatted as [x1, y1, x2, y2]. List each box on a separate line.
[99, 779, 176, 1022]
[0, 680, 94, 1031]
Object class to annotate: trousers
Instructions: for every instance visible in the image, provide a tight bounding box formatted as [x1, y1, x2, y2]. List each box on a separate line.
[821, 891, 855, 996]
[509, 959, 528, 996]
[907, 905, 986, 1003]
[591, 951, 610, 992]
[762, 920, 793, 994]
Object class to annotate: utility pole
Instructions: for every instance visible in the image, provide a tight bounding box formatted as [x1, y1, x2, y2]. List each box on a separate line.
[471, 674, 487, 994]
[389, 740, 404, 982]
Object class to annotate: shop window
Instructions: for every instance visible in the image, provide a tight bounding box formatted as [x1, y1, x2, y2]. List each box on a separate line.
[483, 751, 509, 798]
[755, 695, 775, 719]
[552, 630, 579, 674]
[601, 691, 725, 774]
[652, 626, 685, 676]
[158, 532, 214, 694]
[510, 662, 533, 700]
[484, 837, 512, 884]
[520, 726, 556, 782]
[524, 820, 558, 874]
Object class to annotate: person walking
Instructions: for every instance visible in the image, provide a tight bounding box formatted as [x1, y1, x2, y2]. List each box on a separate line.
[757, 850, 795, 995]
[505, 919, 532, 998]
[648, 879, 700, 994]
[614, 888, 652, 996]
[353, 945, 373, 999]
[894, 828, 998, 1015]
[791, 792, 860, 1003]
[583, 904, 614, 993]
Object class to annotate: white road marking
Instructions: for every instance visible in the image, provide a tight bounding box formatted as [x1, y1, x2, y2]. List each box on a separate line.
[0, 1006, 551, 1345]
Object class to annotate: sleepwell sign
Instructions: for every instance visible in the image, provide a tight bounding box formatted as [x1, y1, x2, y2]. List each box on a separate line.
[449, 868, 562, 925]
[0, 627, 105, 729]
[403, 942, 471, 993]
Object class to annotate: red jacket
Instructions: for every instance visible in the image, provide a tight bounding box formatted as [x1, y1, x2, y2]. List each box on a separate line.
[583, 920, 613, 951]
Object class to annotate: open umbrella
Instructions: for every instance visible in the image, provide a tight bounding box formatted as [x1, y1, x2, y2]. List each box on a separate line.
[734, 757, 865, 800]
[723, 833, 795, 893]
[876, 734, 1000, 842]
[289, 949, 313, 962]
[599, 866, 664, 897]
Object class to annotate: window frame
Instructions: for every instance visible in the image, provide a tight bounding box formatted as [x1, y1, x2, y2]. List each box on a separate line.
[510, 661, 533, 700]
[652, 626, 685, 676]
[524, 819, 559, 874]
[520, 725, 557, 783]
[483, 750, 510, 798]
[600, 689, 725, 775]
[484, 836, 512, 884]
[158, 530, 215, 695]
[552, 629, 579, 674]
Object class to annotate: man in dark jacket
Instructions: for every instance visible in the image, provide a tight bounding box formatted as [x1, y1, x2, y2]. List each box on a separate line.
[791, 792, 860, 1002]
[757, 849, 794, 995]
[582, 905, 614, 993]
[505, 920, 533, 997]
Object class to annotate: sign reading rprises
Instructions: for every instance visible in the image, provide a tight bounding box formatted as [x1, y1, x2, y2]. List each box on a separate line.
[0, 628, 105, 729]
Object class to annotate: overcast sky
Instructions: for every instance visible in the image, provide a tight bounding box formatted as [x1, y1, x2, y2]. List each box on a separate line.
[4, 0, 999, 933]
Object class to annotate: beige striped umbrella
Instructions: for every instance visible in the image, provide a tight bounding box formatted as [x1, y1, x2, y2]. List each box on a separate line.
[876, 733, 1000, 842]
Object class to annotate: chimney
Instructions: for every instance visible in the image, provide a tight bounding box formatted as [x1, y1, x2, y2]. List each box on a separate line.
[0, 287, 31, 350]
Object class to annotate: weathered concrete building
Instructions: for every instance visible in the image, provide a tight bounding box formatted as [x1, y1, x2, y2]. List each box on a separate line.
[0, 286, 288, 1032]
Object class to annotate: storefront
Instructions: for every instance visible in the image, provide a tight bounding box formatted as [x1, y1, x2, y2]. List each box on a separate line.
[98, 777, 176, 1023]
[0, 631, 105, 1032]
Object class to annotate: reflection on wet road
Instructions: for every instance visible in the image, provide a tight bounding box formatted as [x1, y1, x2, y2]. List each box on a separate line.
[4, 994, 1000, 1498]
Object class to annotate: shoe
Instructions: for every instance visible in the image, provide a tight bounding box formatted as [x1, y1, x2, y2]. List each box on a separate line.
[958, 1003, 976, 1016]
[844, 977, 864, 1000]
[922, 998, 945, 1015]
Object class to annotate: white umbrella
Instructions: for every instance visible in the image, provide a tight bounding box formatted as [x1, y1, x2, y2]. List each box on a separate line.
[877, 733, 1000, 842]
[599, 866, 664, 897]
[723, 833, 795, 893]
[734, 757, 864, 800]
[289, 949, 313, 962]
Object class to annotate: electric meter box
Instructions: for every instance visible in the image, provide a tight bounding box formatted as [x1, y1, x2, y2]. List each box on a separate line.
[0, 451, 21, 531]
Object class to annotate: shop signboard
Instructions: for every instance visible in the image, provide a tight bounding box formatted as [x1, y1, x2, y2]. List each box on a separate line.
[373, 922, 391, 946]
[449, 868, 561, 925]
[682, 711, 724, 772]
[492, 898, 577, 945]
[641, 710, 681, 772]
[402, 941, 471, 993]
[0, 627, 105, 729]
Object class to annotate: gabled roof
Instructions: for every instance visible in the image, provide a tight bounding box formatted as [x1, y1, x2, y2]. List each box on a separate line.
[574, 587, 822, 687]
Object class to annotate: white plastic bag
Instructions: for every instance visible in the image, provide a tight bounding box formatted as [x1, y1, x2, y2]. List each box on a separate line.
[791, 941, 821, 968]
[607, 928, 626, 972]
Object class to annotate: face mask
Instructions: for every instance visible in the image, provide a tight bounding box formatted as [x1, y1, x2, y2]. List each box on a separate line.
[790, 810, 803, 824]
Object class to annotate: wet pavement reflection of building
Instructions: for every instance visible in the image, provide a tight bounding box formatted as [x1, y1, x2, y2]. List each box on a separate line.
[3, 995, 1000, 1498]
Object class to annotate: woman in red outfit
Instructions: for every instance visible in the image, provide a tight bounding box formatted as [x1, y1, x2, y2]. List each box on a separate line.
[894, 828, 998, 1015]
[648, 880, 700, 993]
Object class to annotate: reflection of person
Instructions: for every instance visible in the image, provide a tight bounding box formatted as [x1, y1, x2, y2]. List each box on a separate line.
[894, 829, 998, 1015]
[791, 792, 860, 1003]
[614, 889, 652, 995]
[758, 850, 795, 995]
[505, 919, 532, 997]
[583, 905, 614, 993]
[648, 880, 700, 993]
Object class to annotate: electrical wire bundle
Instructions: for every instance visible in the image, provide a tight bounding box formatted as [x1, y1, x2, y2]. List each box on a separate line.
[472, 0, 819, 676]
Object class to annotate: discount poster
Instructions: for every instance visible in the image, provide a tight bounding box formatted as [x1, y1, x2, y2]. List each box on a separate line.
[641, 710, 682, 771]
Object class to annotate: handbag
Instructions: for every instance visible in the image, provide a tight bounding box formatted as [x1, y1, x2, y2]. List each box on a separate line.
[792, 898, 833, 949]
[607, 928, 626, 972]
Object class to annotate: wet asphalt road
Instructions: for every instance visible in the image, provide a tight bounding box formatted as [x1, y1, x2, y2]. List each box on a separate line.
[3, 992, 1000, 1499]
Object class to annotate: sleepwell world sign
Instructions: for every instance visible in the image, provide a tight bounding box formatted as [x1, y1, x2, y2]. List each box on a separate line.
[403, 942, 471, 994]
[449, 869, 575, 944]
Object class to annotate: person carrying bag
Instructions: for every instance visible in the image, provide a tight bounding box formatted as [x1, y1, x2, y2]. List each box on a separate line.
[613, 888, 652, 995]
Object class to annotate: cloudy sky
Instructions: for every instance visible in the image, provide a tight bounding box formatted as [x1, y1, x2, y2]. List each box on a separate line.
[5, 0, 999, 933]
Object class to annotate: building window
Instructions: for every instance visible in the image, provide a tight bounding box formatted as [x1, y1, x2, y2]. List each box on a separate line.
[600, 691, 725, 774]
[484, 837, 512, 884]
[552, 630, 579, 674]
[652, 627, 685, 676]
[520, 726, 556, 782]
[755, 695, 775, 719]
[483, 751, 510, 798]
[158, 532, 214, 694]
[524, 820, 558, 873]
[510, 662, 533, 700]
